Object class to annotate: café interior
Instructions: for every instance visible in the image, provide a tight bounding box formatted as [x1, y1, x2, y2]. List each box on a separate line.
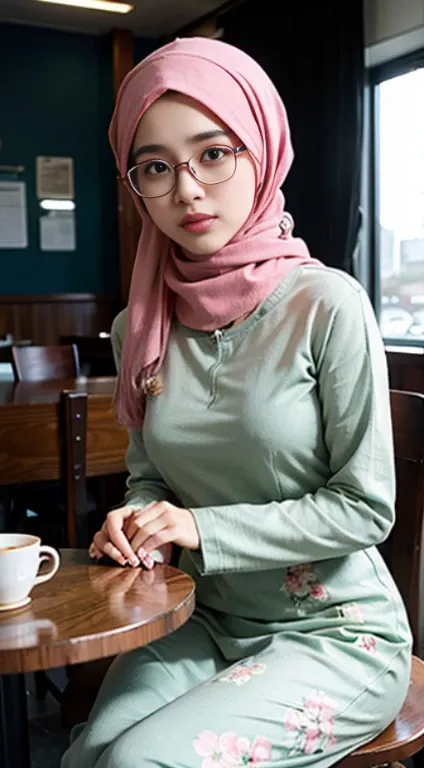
[1, 0, 424, 767]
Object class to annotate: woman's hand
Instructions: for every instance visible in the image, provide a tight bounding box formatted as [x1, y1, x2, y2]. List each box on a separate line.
[89, 502, 199, 568]
[125, 501, 200, 560]
[89, 505, 143, 567]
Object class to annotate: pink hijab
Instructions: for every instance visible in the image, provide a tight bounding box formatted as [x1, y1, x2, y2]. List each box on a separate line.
[109, 37, 318, 428]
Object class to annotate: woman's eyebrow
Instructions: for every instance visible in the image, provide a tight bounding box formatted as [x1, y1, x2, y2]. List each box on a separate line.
[187, 129, 230, 144]
[132, 129, 230, 163]
[132, 143, 167, 162]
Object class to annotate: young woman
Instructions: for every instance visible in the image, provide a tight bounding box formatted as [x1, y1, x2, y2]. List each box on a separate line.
[62, 36, 411, 768]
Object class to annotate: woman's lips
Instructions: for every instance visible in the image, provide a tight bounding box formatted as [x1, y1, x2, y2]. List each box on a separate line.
[180, 217, 217, 234]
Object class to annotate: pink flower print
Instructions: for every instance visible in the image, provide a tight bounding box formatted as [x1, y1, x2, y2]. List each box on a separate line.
[219, 732, 250, 765]
[285, 573, 305, 594]
[249, 736, 272, 762]
[290, 564, 316, 588]
[219, 663, 266, 686]
[360, 635, 377, 655]
[304, 691, 336, 724]
[282, 564, 329, 608]
[282, 691, 337, 756]
[250, 663, 266, 676]
[309, 583, 329, 601]
[304, 724, 322, 754]
[193, 731, 272, 767]
[193, 730, 228, 768]
[283, 708, 307, 753]
[320, 718, 337, 748]
[284, 707, 303, 731]
[340, 602, 365, 624]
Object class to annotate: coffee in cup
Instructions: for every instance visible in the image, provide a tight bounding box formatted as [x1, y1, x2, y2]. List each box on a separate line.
[0, 534, 60, 611]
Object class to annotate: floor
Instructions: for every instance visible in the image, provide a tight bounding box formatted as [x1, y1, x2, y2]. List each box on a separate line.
[27, 667, 70, 768]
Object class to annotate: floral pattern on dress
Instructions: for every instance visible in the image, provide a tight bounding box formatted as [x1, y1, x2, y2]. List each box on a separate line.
[193, 730, 272, 767]
[282, 690, 337, 756]
[359, 635, 377, 655]
[219, 662, 266, 686]
[338, 602, 365, 624]
[280, 564, 329, 611]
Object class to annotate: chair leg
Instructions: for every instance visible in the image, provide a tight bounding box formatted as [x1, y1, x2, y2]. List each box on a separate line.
[0, 487, 23, 533]
[34, 671, 48, 701]
[0, 673, 31, 768]
[9, 491, 27, 533]
[34, 671, 63, 703]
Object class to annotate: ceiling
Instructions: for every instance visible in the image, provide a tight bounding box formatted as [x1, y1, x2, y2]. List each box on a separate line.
[0, 0, 228, 37]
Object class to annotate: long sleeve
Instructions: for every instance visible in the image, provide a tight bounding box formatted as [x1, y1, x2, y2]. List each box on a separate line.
[111, 310, 178, 509]
[189, 287, 395, 576]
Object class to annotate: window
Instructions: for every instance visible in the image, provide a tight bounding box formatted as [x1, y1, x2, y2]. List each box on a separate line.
[370, 52, 424, 344]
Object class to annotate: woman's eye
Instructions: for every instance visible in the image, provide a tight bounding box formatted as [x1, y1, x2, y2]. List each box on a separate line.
[201, 147, 229, 163]
[143, 161, 170, 176]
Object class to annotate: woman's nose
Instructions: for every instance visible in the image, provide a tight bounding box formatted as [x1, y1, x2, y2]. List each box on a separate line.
[173, 166, 206, 204]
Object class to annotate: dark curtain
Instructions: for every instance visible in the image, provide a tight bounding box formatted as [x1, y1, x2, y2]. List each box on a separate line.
[221, 0, 364, 273]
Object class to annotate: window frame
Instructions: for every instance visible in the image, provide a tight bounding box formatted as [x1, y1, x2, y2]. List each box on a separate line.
[367, 48, 424, 348]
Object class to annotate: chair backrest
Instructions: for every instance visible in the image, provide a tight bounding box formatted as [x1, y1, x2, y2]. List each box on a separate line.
[11, 344, 80, 382]
[60, 335, 115, 377]
[61, 390, 88, 547]
[383, 390, 424, 654]
[386, 349, 424, 393]
[60, 390, 128, 547]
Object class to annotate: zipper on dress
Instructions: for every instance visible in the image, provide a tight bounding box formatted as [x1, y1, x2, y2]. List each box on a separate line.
[208, 329, 223, 407]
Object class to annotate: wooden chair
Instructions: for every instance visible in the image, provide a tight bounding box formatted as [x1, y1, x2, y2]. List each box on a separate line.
[60, 334, 116, 377]
[61, 389, 424, 759]
[60, 390, 128, 547]
[9, 344, 80, 543]
[339, 389, 424, 768]
[386, 349, 424, 395]
[11, 344, 80, 382]
[10, 344, 81, 542]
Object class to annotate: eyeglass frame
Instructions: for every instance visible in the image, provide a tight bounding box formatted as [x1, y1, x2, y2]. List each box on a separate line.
[124, 144, 247, 199]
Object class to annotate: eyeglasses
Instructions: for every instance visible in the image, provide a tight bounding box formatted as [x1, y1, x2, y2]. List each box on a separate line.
[126, 144, 247, 199]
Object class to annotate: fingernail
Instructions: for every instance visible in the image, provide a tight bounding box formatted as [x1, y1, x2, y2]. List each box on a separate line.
[130, 556, 140, 567]
[142, 554, 155, 570]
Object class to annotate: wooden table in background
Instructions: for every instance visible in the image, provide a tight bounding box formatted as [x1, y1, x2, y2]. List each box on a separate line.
[0, 377, 128, 487]
[0, 549, 196, 768]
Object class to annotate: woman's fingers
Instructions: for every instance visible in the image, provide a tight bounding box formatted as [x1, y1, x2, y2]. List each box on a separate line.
[92, 529, 128, 567]
[89, 542, 103, 560]
[105, 508, 140, 566]
[140, 551, 155, 570]
[90, 527, 155, 570]
[130, 518, 165, 556]
[90, 504, 176, 571]
[141, 529, 174, 558]
[124, 503, 157, 541]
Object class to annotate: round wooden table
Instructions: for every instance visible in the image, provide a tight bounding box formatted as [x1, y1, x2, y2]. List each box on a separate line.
[0, 549, 195, 768]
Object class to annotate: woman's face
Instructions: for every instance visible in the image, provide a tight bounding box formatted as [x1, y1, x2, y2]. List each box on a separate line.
[131, 93, 257, 259]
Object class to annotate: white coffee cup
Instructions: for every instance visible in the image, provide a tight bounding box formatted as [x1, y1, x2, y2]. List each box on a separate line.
[0, 534, 60, 610]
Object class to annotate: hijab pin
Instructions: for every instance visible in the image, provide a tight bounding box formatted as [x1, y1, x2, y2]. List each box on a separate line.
[279, 212, 294, 239]
[142, 375, 165, 397]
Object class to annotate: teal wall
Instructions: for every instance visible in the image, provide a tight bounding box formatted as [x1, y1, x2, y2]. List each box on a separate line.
[0, 23, 153, 295]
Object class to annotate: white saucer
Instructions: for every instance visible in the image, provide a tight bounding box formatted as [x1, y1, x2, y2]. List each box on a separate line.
[0, 596, 31, 612]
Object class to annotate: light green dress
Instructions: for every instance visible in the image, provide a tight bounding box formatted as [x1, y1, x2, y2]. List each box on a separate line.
[62, 265, 411, 768]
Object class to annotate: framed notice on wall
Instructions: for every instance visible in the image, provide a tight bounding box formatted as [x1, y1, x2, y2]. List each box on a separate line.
[40, 211, 76, 251]
[36, 156, 74, 199]
[0, 181, 28, 248]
